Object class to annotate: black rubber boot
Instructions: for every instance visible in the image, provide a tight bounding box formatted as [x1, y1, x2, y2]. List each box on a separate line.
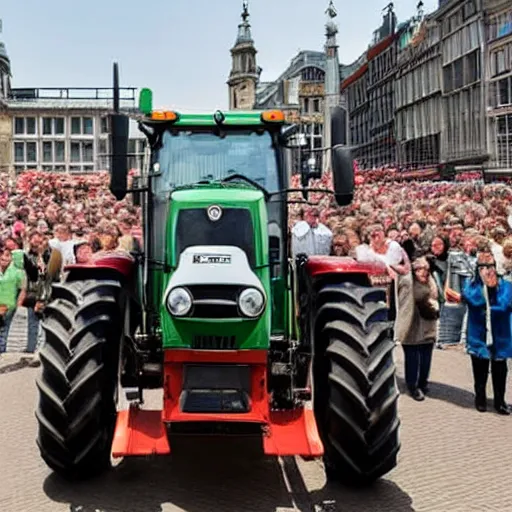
[471, 356, 489, 413]
[491, 360, 510, 415]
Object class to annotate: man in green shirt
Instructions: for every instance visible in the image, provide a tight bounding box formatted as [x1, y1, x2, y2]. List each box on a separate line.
[0, 248, 27, 353]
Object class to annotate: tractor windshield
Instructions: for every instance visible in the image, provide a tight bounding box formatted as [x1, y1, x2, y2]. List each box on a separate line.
[153, 129, 279, 197]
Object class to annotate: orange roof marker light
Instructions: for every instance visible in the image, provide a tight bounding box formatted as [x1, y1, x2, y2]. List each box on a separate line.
[150, 111, 179, 122]
[261, 110, 285, 123]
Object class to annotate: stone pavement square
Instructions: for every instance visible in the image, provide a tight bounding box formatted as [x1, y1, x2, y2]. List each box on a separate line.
[0, 345, 511, 512]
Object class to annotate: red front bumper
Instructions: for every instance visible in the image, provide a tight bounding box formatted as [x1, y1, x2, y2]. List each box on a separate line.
[111, 349, 323, 459]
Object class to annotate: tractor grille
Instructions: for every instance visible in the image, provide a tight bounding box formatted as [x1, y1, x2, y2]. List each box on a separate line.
[192, 335, 237, 350]
[188, 285, 243, 319]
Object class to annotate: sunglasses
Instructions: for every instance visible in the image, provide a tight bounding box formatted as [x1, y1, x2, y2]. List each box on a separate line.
[477, 263, 496, 269]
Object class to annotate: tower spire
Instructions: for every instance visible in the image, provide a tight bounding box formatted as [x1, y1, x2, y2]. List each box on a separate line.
[322, 0, 341, 172]
[227, 1, 260, 110]
[236, 0, 253, 45]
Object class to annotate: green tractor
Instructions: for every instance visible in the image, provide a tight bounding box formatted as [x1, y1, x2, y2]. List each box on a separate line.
[35, 64, 400, 485]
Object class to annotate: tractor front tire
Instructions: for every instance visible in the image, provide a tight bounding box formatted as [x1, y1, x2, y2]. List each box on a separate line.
[313, 283, 400, 486]
[36, 279, 123, 479]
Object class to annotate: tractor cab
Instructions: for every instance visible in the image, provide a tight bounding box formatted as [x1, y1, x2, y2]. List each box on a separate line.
[135, 106, 290, 339]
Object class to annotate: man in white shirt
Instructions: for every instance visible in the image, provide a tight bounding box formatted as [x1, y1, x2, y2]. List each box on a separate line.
[48, 224, 76, 270]
[291, 208, 333, 258]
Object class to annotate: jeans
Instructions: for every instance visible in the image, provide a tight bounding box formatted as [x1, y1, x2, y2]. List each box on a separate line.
[0, 310, 15, 353]
[438, 303, 467, 345]
[26, 308, 40, 353]
[402, 343, 434, 391]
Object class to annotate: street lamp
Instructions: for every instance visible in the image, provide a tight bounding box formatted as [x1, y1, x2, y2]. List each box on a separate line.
[307, 156, 316, 173]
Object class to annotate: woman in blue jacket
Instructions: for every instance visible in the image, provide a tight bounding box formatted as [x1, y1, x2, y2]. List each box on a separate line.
[462, 250, 512, 415]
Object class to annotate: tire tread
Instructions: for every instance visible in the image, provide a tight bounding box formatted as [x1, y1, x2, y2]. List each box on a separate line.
[36, 279, 122, 479]
[314, 283, 400, 485]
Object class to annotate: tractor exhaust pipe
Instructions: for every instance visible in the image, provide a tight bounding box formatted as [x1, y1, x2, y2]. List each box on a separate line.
[109, 62, 130, 201]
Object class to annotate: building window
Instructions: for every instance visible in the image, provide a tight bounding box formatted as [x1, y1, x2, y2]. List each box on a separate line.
[443, 65, 453, 93]
[101, 117, 110, 134]
[13, 141, 37, 164]
[462, 0, 476, 20]
[14, 142, 24, 162]
[70, 117, 94, 135]
[312, 98, 321, 112]
[489, 43, 512, 77]
[453, 58, 464, 89]
[13, 117, 37, 135]
[42, 141, 52, 162]
[488, 10, 512, 42]
[128, 139, 137, 155]
[98, 139, 109, 155]
[301, 67, 325, 82]
[55, 141, 65, 162]
[70, 141, 94, 163]
[496, 114, 512, 167]
[41, 141, 66, 163]
[42, 117, 65, 136]
[497, 76, 511, 106]
[466, 50, 479, 84]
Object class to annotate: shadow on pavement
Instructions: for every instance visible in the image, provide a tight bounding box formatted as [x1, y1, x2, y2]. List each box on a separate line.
[397, 376, 476, 410]
[44, 438, 414, 512]
[281, 457, 415, 512]
[0, 356, 39, 375]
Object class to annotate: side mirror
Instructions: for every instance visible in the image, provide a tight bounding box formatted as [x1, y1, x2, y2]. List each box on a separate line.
[329, 105, 353, 206]
[331, 105, 347, 146]
[109, 62, 129, 201]
[332, 145, 354, 206]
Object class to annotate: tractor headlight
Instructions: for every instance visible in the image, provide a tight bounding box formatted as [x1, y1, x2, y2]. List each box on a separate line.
[166, 287, 193, 317]
[238, 288, 265, 318]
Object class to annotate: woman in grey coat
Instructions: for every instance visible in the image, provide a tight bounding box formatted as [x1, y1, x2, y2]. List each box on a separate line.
[401, 257, 440, 401]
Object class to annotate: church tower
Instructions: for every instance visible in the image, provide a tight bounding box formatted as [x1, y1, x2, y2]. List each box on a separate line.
[322, 1, 341, 172]
[0, 19, 12, 175]
[227, 1, 260, 110]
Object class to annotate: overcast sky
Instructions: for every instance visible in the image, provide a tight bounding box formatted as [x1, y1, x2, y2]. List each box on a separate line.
[1, 0, 438, 111]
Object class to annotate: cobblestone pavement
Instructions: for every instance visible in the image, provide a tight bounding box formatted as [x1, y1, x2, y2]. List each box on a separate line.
[1, 346, 511, 512]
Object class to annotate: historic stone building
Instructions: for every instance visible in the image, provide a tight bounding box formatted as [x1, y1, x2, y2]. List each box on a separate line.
[395, 13, 443, 168]
[0, 26, 11, 173]
[435, 0, 487, 168]
[342, 56, 369, 168]
[485, 0, 512, 173]
[7, 88, 140, 173]
[342, 7, 399, 168]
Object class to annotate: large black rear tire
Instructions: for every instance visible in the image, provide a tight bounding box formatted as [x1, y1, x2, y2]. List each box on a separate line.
[313, 283, 400, 486]
[36, 279, 123, 479]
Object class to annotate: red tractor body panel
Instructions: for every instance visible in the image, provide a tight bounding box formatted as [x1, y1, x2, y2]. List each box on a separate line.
[64, 252, 136, 278]
[306, 255, 387, 277]
[111, 349, 323, 459]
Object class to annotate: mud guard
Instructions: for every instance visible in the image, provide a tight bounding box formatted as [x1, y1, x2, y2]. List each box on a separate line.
[306, 255, 387, 278]
[64, 251, 136, 283]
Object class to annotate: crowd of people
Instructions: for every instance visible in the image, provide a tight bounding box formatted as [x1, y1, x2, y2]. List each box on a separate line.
[0, 170, 142, 353]
[290, 169, 512, 414]
[0, 167, 510, 414]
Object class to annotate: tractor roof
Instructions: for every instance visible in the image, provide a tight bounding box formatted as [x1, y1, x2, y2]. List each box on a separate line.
[171, 185, 265, 204]
[138, 88, 285, 127]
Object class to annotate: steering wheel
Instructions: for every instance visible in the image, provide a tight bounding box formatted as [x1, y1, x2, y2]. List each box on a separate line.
[221, 173, 270, 201]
